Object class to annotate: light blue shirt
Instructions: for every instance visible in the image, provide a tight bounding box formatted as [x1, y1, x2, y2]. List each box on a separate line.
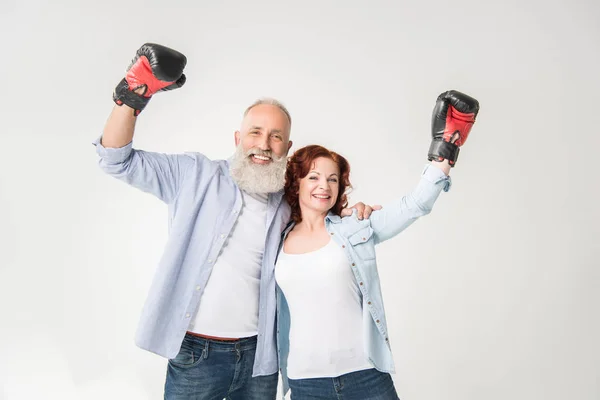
[276, 164, 452, 396]
[93, 137, 291, 377]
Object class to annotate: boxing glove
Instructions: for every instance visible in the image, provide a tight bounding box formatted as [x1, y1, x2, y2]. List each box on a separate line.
[113, 43, 187, 116]
[428, 90, 480, 166]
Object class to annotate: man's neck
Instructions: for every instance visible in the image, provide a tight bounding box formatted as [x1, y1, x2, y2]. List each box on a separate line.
[243, 190, 269, 204]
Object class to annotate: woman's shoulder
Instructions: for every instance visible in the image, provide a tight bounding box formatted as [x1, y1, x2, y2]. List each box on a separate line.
[337, 210, 373, 234]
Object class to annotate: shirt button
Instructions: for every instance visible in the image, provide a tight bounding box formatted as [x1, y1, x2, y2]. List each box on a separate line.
[330, 232, 334, 235]
[342, 245, 345, 248]
[352, 263, 355, 266]
[368, 301, 372, 305]
[196, 286, 201, 291]
[185, 313, 191, 318]
[220, 234, 226, 239]
[376, 319, 380, 323]
[360, 282, 363, 285]
[362, 237, 366, 240]
[208, 259, 213, 263]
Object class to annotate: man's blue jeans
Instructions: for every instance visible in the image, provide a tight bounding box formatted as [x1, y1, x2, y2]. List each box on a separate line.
[164, 333, 278, 400]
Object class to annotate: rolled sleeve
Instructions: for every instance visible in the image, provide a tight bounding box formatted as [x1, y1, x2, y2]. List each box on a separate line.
[92, 135, 133, 164]
[421, 163, 452, 192]
[92, 135, 198, 204]
[366, 163, 452, 244]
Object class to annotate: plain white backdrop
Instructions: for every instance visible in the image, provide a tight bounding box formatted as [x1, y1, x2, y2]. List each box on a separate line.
[0, 0, 598, 399]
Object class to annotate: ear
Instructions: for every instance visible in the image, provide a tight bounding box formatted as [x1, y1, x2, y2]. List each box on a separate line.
[287, 140, 293, 152]
[234, 131, 241, 146]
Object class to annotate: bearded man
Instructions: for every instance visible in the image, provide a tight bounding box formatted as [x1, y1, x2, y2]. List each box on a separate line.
[94, 43, 375, 400]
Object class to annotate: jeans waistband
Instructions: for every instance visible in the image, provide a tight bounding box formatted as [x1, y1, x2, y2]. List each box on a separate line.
[183, 333, 258, 352]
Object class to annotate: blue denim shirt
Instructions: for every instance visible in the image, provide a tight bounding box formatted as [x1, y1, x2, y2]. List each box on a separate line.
[276, 164, 452, 397]
[93, 137, 291, 377]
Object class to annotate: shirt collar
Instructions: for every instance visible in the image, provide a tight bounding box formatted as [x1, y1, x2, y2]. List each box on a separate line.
[325, 211, 342, 224]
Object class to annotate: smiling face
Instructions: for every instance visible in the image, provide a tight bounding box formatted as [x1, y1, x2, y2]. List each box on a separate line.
[297, 156, 340, 216]
[284, 145, 352, 224]
[230, 102, 294, 194]
[235, 103, 292, 163]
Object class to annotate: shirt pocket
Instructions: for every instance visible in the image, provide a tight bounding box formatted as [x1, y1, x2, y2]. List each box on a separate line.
[348, 226, 376, 261]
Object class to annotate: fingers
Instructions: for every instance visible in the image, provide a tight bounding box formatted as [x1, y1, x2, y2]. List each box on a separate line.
[348, 202, 366, 220]
[342, 202, 383, 220]
[339, 202, 384, 220]
[362, 204, 383, 219]
[363, 206, 373, 219]
[340, 208, 353, 217]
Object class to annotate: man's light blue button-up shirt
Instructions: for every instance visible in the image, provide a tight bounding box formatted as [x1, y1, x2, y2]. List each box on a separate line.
[93, 137, 291, 377]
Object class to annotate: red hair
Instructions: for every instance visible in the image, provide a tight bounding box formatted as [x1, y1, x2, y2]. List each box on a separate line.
[284, 145, 352, 223]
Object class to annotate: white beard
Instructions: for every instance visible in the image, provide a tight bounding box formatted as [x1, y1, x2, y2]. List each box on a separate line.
[229, 144, 287, 194]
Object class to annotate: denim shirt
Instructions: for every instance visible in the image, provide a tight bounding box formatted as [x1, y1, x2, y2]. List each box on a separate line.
[275, 164, 452, 397]
[93, 137, 290, 377]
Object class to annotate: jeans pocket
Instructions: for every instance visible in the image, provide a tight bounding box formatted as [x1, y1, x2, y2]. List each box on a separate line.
[168, 337, 205, 368]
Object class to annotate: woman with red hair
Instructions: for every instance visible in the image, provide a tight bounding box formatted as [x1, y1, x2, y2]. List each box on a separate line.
[274, 91, 479, 399]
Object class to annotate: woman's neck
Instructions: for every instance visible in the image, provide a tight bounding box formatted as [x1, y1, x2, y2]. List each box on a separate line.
[296, 208, 328, 232]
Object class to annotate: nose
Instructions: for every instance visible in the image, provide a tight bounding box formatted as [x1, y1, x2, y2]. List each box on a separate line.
[256, 134, 270, 151]
[318, 177, 329, 191]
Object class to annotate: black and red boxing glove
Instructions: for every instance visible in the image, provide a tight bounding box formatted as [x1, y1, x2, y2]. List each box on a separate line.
[428, 90, 480, 166]
[113, 43, 187, 116]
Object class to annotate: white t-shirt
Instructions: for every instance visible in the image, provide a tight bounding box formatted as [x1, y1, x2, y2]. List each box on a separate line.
[189, 191, 268, 338]
[275, 238, 373, 379]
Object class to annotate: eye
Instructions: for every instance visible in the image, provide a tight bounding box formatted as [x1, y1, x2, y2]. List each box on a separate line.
[272, 134, 282, 141]
[308, 176, 318, 180]
[328, 178, 338, 183]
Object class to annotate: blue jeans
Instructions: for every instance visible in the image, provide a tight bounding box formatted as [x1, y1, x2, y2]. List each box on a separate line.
[164, 333, 278, 400]
[288, 368, 399, 400]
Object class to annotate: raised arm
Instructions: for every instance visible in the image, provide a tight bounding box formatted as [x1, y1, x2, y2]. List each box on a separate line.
[369, 90, 480, 244]
[103, 43, 187, 147]
[94, 43, 192, 204]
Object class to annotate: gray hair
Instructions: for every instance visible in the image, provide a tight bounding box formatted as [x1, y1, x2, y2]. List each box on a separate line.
[244, 98, 292, 126]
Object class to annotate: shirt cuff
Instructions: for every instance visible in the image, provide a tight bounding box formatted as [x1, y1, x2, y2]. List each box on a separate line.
[92, 135, 133, 163]
[421, 163, 452, 192]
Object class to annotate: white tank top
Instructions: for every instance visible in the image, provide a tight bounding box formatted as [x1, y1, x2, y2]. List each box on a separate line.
[188, 191, 268, 338]
[275, 238, 373, 379]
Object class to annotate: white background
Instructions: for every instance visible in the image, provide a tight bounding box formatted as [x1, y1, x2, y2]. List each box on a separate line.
[1, 0, 598, 399]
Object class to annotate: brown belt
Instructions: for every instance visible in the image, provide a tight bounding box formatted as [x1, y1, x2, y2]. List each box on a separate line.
[186, 331, 240, 342]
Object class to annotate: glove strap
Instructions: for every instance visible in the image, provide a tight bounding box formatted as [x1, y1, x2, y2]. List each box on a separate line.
[112, 78, 151, 116]
[428, 139, 460, 166]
